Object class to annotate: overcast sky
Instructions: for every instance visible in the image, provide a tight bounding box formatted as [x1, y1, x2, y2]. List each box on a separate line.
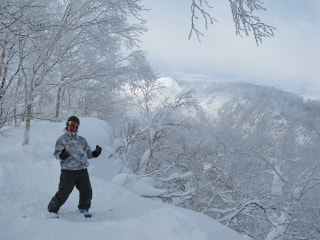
[139, 0, 320, 98]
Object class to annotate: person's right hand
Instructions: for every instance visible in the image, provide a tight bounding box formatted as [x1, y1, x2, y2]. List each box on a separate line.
[59, 148, 70, 160]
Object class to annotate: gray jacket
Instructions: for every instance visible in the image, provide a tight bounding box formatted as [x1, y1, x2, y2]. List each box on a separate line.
[54, 131, 92, 170]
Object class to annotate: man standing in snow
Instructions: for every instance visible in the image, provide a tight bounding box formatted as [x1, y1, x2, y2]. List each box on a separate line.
[48, 116, 102, 216]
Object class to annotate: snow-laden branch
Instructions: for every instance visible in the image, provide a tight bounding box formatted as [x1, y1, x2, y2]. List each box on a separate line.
[189, 0, 275, 45]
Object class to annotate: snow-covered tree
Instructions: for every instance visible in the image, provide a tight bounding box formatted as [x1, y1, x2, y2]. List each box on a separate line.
[0, 0, 147, 144]
[114, 81, 320, 239]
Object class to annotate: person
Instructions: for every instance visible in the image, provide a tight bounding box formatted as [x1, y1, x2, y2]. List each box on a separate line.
[48, 116, 102, 216]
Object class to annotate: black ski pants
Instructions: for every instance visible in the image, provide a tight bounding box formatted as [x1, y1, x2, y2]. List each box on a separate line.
[48, 169, 92, 213]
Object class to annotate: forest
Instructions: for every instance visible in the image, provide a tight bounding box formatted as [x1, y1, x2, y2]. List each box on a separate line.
[1, 1, 320, 239]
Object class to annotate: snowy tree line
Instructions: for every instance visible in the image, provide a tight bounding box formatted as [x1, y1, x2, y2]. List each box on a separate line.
[112, 80, 320, 240]
[1, 0, 319, 239]
[0, 0, 274, 144]
[0, 0, 151, 144]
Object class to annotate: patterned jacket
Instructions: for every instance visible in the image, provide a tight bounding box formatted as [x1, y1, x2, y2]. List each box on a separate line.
[54, 131, 92, 170]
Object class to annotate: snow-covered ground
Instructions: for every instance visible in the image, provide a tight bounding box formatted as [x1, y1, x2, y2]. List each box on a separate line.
[0, 118, 249, 240]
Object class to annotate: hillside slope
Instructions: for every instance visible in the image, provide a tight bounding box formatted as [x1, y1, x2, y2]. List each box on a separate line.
[0, 118, 249, 240]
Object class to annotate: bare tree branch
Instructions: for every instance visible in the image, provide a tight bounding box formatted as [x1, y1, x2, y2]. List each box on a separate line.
[189, 0, 276, 45]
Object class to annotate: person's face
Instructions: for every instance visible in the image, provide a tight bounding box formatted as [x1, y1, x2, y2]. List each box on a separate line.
[67, 120, 78, 132]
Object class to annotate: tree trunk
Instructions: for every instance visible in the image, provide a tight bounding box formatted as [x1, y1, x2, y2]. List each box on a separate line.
[0, 34, 8, 129]
[145, 129, 154, 174]
[23, 104, 32, 145]
[55, 86, 62, 121]
[0, 34, 8, 85]
[23, 71, 35, 145]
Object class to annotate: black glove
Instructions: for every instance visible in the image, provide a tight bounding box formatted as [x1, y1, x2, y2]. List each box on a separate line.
[92, 145, 102, 158]
[59, 148, 70, 160]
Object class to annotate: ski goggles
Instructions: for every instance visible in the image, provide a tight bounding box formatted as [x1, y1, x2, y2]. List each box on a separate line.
[68, 120, 78, 128]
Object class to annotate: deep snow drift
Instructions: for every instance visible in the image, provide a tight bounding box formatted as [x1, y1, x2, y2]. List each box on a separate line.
[0, 118, 249, 240]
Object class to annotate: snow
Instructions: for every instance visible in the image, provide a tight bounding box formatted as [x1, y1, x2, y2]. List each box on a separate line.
[0, 118, 250, 240]
[158, 77, 181, 99]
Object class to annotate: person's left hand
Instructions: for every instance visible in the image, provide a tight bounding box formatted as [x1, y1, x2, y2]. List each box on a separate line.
[92, 145, 102, 158]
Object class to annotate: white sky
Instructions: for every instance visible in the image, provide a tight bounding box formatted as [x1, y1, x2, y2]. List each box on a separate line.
[139, 0, 320, 97]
